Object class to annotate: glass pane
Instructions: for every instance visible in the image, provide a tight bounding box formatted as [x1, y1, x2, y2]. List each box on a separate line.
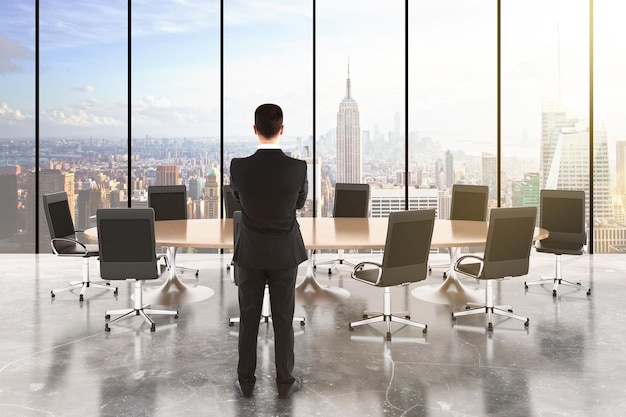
[223, 1, 313, 215]
[502, 1, 589, 233]
[409, 1, 496, 221]
[39, 0, 128, 252]
[595, 1, 626, 253]
[317, 0, 405, 218]
[131, 1, 220, 228]
[0, 2, 35, 253]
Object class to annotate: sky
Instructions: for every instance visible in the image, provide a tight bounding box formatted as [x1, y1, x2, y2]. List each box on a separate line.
[0, 0, 624, 158]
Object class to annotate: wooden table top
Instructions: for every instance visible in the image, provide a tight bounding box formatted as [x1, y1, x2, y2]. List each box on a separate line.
[131, 218, 547, 250]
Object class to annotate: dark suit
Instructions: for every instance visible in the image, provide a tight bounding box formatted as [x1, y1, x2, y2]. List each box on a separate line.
[230, 148, 308, 392]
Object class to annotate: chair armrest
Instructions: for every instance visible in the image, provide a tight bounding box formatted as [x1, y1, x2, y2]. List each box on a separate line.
[50, 237, 87, 256]
[454, 254, 484, 279]
[351, 261, 383, 286]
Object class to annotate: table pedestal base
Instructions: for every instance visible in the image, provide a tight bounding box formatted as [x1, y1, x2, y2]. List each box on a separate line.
[296, 251, 350, 305]
[412, 276, 482, 306]
[143, 247, 214, 306]
[144, 276, 215, 306]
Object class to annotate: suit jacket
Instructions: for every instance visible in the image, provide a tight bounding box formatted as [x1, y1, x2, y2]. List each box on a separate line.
[230, 149, 308, 270]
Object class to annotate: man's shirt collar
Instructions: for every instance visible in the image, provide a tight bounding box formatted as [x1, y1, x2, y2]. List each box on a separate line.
[257, 143, 281, 150]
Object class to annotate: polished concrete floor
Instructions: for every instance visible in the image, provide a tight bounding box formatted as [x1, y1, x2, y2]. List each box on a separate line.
[1, 250, 624, 417]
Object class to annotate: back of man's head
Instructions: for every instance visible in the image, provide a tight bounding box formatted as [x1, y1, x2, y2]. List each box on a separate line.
[254, 104, 283, 139]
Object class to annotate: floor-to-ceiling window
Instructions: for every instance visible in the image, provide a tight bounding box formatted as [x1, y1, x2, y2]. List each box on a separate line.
[594, 0, 626, 253]
[409, 0, 496, 223]
[502, 0, 590, 239]
[223, 0, 313, 215]
[4, 1, 626, 254]
[0, 2, 35, 253]
[38, 0, 128, 252]
[131, 0, 220, 226]
[317, 0, 405, 219]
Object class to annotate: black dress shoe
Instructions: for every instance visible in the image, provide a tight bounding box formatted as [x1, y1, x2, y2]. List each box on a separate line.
[235, 380, 253, 398]
[278, 376, 301, 399]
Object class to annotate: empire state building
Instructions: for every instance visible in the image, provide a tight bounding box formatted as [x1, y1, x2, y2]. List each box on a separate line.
[336, 65, 362, 184]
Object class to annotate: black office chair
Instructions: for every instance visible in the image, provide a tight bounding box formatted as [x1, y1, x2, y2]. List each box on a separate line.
[348, 209, 435, 341]
[228, 211, 305, 327]
[429, 184, 489, 278]
[315, 183, 370, 274]
[43, 191, 117, 302]
[524, 189, 591, 297]
[97, 208, 178, 332]
[223, 185, 242, 272]
[451, 206, 537, 331]
[148, 185, 199, 277]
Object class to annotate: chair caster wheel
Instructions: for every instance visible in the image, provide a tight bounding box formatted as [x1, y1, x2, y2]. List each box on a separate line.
[362, 314, 368, 319]
[348, 325, 353, 331]
[105, 325, 110, 332]
[300, 321, 305, 326]
[105, 314, 110, 320]
[386, 333, 391, 341]
[451, 313, 456, 321]
[507, 309, 513, 313]
[552, 290, 557, 297]
[150, 324, 156, 332]
[586, 290, 591, 296]
[328, 269, 332, 274]
[487, 323, 493, 331]
[51, 291, 55, 298]
[405, 315, 410, 319]
[422, 327, 427, 334]
[443, 272, 447, 278]
[114, 288, 119, 295]
[524, 283, 528, 289]
[524, 319, 530, 327]
[79, 294, 84, 302]
[174, 314, 179, 319]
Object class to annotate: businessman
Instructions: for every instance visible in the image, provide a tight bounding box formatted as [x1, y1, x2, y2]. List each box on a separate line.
[230, 103, 308, 399]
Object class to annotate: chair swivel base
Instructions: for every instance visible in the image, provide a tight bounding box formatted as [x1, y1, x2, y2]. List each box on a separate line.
[105, 307, 178, 332]
[452, 304, 529, 331]
[349, 311, 427, 341]
[524, 276, 591, 297]
[51, 281, 118, 302]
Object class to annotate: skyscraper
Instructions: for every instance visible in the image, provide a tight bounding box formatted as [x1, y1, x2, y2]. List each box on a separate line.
[336, 64, 362, 184]
[481, 152, 497, 202]
[156, 165, 179, 186]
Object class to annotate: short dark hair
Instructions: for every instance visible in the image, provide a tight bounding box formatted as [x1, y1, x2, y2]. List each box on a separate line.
[254, 104, 283, 138]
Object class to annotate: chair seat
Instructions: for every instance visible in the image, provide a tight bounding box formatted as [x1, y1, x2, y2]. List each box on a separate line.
[535, 240, 583, 256]
[353, 268, 381, 286]
[455, 262, 482, 278]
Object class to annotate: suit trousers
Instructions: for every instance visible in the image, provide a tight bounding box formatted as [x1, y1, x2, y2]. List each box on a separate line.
[237, 266, 297, 390]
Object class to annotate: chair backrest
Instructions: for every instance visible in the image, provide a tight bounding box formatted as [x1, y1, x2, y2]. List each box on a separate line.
[333, 183, 370, 218]
[449, 184, 489, 221]
[96, 208, 159, 280]
[43, 191, 76, 252]
[223, 185, 242, 218]
[540, 189, 586, 246]
[481, 206, 537, 279]
[148, 185, 187, 221]
[379, 209, 436, 287]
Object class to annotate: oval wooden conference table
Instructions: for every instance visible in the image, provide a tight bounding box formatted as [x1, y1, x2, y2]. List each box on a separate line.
[87, 217, 548, 307]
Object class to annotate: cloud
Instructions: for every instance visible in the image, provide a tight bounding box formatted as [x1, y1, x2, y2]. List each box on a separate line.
[0, 102, 33, 124]
[0, 35, 34, 73]
[70, 86, 96, 92]
[132, 95, 216, 133]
